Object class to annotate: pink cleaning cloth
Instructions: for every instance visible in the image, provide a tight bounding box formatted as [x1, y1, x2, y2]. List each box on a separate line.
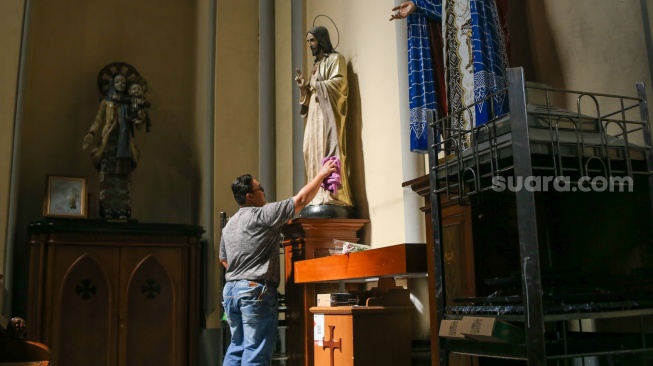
[321, 156, 342, 194]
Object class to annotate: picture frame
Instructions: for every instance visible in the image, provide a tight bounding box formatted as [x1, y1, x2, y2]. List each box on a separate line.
[43, 176, 87, 218]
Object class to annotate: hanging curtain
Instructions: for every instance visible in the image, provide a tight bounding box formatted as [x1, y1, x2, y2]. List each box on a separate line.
[407, 0, 442, 153]
[405, 0, 508, 152]
[470, 0, 509, 124]
[442, 0, 509, 150]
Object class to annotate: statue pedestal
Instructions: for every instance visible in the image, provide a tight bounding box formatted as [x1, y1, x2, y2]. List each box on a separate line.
[298, 205, 355, 219]
[281, 218, 368, 366]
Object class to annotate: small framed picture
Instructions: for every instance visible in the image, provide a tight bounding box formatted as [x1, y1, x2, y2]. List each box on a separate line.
[43, 176, 87, 218]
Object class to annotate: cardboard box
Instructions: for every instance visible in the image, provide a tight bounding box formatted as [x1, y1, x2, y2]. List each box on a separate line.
[316, 294, 333, 307]
[439, 319, 465, 339]
[316, 293, 357, 307]
[459, 316, 524, 343]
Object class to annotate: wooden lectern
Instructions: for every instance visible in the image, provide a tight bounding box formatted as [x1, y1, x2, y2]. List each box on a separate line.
[287, 236, 427, 366]
[282, 218, 369, 366]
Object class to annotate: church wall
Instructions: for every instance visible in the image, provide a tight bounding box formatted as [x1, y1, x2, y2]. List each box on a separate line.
[210, 0, 261, 329]
[16, 0, 198, 225]
[275, 1, 295, 201]
[524, 0, 650, 93]
[518, 0, 651, 142]
[195, 0, 212, 230]
[10, 0, 200, 317]
[0, 0, 26, 322]
[195, 0, 220, 332]
[213, 2, 260, 229]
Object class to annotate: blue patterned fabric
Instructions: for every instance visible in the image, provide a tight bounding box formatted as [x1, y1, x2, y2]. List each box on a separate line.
[404, 0, 508, 152]
[407, 0, 442, 153]
[470, 0, 509, 125]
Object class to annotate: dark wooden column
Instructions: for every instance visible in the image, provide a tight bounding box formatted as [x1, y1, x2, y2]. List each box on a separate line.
[281, 218, 368, 366]
[404, 176, 475, 366]
[404, 176, 440, 366]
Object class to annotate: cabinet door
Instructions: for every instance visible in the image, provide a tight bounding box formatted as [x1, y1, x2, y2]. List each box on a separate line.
[441, 204, 476, 303]
[119, 247, 186, 366]
[441, 203, 477, 366]
[314, 315, 354, 366]
[48, 245, 121, 366]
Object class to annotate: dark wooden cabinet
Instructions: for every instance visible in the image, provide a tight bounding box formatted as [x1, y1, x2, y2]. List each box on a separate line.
[27, 220, 204, 366]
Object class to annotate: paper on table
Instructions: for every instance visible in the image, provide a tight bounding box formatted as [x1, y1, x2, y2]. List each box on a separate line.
[331, 239, 370, 254]
[314, 313, 324, 346]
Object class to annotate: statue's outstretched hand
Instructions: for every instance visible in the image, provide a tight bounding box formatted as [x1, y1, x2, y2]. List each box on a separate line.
[82, 133, 94, 150]
[390, 1, 416, 21]
[295, 68, 308, 91]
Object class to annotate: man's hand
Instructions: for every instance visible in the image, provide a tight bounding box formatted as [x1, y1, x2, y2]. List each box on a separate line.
[317, 158, 337, 179]
[292, 158, 338, 214]
[390, 1, 416, 21]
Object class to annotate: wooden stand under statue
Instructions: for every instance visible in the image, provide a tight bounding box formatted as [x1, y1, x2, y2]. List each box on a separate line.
[281, 215, 369, 366]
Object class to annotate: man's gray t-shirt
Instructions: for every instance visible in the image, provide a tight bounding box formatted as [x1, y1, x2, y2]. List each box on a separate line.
[219, 198, 295, 287]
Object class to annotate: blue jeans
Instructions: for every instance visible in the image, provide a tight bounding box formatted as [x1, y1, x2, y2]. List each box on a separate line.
[222, 280, 278, 366]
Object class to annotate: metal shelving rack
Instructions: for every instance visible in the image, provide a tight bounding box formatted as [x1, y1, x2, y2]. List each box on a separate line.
[426, 67, 653, 365]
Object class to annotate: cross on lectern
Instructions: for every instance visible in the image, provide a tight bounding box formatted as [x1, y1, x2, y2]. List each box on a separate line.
[322, 325, 342, 366]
